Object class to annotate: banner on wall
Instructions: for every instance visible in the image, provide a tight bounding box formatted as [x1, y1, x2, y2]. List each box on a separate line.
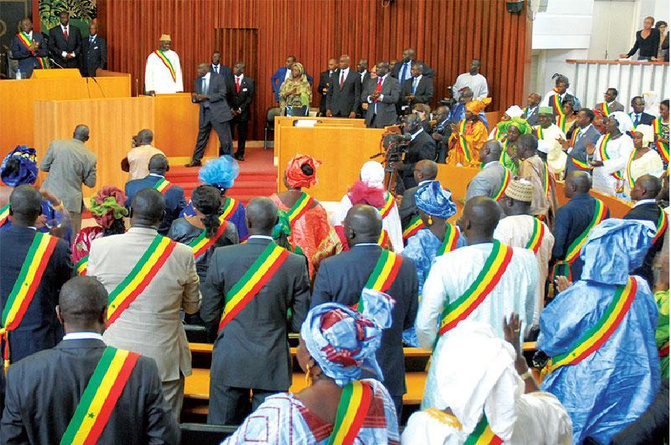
[39, 0, 97, 37]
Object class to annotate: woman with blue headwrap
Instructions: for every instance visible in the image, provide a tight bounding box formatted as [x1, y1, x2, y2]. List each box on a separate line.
[222, 289, 400, 445]
[536, 219, 661, 444]
[180, 155, 248, 240]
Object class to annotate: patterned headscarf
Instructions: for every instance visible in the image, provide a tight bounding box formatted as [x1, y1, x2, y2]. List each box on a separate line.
[347, 181, 386, 208]
[507, 116, 531, 135]
[285, 154, 320, 189]
[1, 145, 38, 187]
[89, 186, 128, 229]
[301, 289, 394, 387]
[465, 97, 492, 115]
[199, 155, 240, 190]
[415, 181, 456, 218]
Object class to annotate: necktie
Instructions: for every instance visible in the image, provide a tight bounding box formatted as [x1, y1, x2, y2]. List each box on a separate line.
[214, 65, 218, 75]
[339, 71, 345, 89]
[412, 78, 419, 94]
[202, 77, 209, 94]
[400, 63, 408, 83]
[635, 114, 640, 125]
[236, 77, 241, 93]
[89, 36, 94, 44]
[63, 27, 69, 40]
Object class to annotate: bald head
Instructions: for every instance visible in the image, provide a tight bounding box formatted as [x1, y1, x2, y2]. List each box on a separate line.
[58, 276, 108, 331]
[632, 174, 662, 201]
[517, 134, 538, 160]
[565, 171, 591, 198]
[9, 185, 42, 226]
[245, 197, 279, 234]
[462, 197, 501, 243]
[343, 205, 383, 247]
[148, 154, 169, 174]
[137, 129, 153, 144]
[415, 160, 438, 182]
[130, 188, 165, 227]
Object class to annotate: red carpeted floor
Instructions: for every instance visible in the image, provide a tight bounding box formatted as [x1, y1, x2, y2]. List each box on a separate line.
[166, 147, 277, 203]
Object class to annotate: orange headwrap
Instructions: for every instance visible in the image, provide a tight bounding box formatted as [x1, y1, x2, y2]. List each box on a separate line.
[285, 154, 321, 189]
[465, 97, 492, 115]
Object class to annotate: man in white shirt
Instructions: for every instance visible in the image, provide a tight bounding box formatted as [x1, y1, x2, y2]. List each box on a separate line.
[122, 129, 164, 180]
[144, 34, 184, 95]
[534, 106, 567, 176]
[453, 59, 489, 100]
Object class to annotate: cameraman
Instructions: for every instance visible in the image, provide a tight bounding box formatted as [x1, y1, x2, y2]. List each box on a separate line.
[390, 113, 436, 193]
[431, 106, 452, 163]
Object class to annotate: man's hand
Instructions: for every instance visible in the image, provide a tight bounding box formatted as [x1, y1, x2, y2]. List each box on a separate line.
[554, 275, 572, 294]
[34, 214, 47, 229]
[450, 123, 458, 133]
[585, 141, 596, 155]
[40, 189, 61, 206]
[503, 313, 528, 373]
[348, 111, 356, 119]
[147, 90, 156, 97]
[556, 136, 569, 150]
[406, 94, 415, 102]
[589, 160, 604, 167]
[326, 110, 333, 117]
[389, 162, 404, 171]
[432, 133, 444, 141]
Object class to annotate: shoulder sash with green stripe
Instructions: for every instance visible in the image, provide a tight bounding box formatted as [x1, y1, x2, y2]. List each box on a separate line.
[652, 208, 668, 245]
[402, 215, 425, 242]
[287, 192, 314, 225]
[597, 134, 623, 180]
[59, 347, 139, 445]
[600, 102, 610, 116]
[437, 223, 460, 256]
[16, 32, 48, 68]
[492, 166, 511, 201]
[364, 250, 403, 293]
[457, 120, 472, 163]
[653, 117, 669, 163]
[188, 198, 240, 259]
[378, 192, 395, 219]
[438, 241, 514, 336]
[464, 414, 503, 445]
[76, 255, 89, 276]
[107, 234, 177, 325]
[219, 242, 290, 332]
[526, 217, 545, 254]
[552, 94, 567, 132]
[154, 49, 177, 82]
[564, 198, 607, 263]
[535, 126, 543, 140]
[0, 203, 9, 227]
[153, 177, 173, 194]
[571, 156, 591, 171]
[326, 380, 373, 445]
[377, 229, 390, 248]
[545, 276, 637, 374]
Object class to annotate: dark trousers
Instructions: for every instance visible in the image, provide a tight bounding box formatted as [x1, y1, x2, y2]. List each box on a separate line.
[208, 385, 275, 425]
[192, 108, 233, 161]
[231, 117, 249, 156]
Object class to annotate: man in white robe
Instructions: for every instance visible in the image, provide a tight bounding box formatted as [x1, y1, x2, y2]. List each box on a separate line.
[144, 34, 183, 95]
[452, 59, 489, 101]
[534, 106, 567, 176]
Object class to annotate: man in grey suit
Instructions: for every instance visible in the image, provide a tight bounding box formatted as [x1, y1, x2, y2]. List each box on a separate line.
[465, 140, 507, 202]
[187, 63, 234, 167]
[560, 108, 601, 176]
[40, 124, 97, 233]
[201, 197, 310, 425]
[362, 61, 400, 128]
[595, 88, 625, 114]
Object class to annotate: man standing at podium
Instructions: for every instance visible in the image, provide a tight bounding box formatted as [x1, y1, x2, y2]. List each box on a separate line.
[48, 12, 82, 69]
[144, 34, 184, 95]
[11, 18, 48, 79]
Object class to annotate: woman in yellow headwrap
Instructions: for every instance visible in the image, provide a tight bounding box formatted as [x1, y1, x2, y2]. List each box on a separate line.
[279, 62, 312, 115]
[446, 98, 491, 167]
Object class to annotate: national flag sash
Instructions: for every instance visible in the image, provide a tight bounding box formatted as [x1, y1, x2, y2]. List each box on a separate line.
[526, 218, 545, 254]
[16, 32, 48, 69]
[457, 120, 472, 163]
[571, 157, 591, 171]
[76, 255, 89, 276]
[378, 192, 395, 219]
[542, 162, 551, 198]
[600, 102, 610, 116]
[552, 95, 567, 132]
[153, 177, 173, 194]
[652, 208, 668, 245]
[403, 216, 425, 242]
[364, 249, 402, 293]
[535, 126, 543, 140]
[287, 192, 314, 225]
[188, 199, 239, 258]
[653, 117, 669, 163]
[492, 126, 503, 141]
[438, 241, 514, 335]
[493, 166, 511, 201]
[326, 380, 373, 445]
[107, 235, 176, 325]
[597, 134, 622, 180]
[59, 347, 139, 445]
[0, 203, 9, 227]
[545, 277, 637, 374]
[437, 223, 460, 256]
[154, 50, 177, 82]
[564, 198, 607, 263]
[463, 414, 504, 445]
[218, 242, 290, 332]
[1, 233, 59, 366]
[377, 229, 390, 248]
[625, 148, 637, 190]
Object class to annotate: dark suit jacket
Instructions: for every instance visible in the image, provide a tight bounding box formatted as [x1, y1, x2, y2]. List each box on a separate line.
[318, 70, 336, 113]
[400, 76, 434, 106]
[1, 338, 179, 445]
[624, 201, 665, 286]
[210, 64, 232, 80]
[0, 226, 72, 364]
[391, 59, 435, 79]
[193, 74, 233, 124]
[48, 24, 82, 68]
[80, 35, 107, 77]
[401, 130, 437, 189]
[547, 92, 577, 115]
[564, 125, 602, 176]
[200, 238, 310, 390]
[11, 32, 48, 78]
[630, 112, 655, 127]
[311, 245, 418, 396]
[399, 185, 419, 229]
[433, 118, 452, 163]
[524, 105, 540, 126]
[229, 76, 255, 121]
[361, 75, 400, 128]
[124, 174, 186, 236]
[326, 68, 362, 116]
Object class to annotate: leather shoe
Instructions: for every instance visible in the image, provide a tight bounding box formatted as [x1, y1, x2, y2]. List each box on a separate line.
[233, 153, 245, 161]
[185, 160, 202, 167]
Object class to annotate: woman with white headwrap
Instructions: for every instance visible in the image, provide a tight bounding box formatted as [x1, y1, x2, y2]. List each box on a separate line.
[488, 105, 524, 141]
[405, 316, 572, 445]
[586, 111, 635, 196]
[330, 161, 404, 252]
[624, 124, 664, 198]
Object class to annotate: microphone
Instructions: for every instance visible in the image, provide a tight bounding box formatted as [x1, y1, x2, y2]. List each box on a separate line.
[89, 75, 105, 97]
[49, 58, 65, 69]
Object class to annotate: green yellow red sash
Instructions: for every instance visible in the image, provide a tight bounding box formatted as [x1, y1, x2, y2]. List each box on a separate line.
[437, 223, 460, 256]
[438, 241, 514, 335]
[1, 232, 59, 366]
[600, 102, 611, 116]
[153, 177, 173, 194]
[652, 208, 668, 245]
[492, 126, 503, 141]
[464, 414, 503, 445]
[377, 229, 390, 248]
[403, 216, 425, 242]
[571, 157, 591, 171]
[326, 380, 373, 445]
[545, 276, 637, 374]
[364, 250, 402, 293]
[535, 126, 543, 140]
[625, 148, 637, 190]
[287, 192, 314, 225]
[59, 347, 139, 445]
[457, 120, 472, 163]
[107, 234, 176, 325]
[378, 192, 395, 219]
[526, 218, 545, 254]
[0, 203, 9, 227]
[493, 166, 511, 201]
[653, 117, 669, 163]
[154, 50, 177, 82]
[597, 134, 623, 180]
[542, 162, 551, 198]
[188, 198, 239, 259]
[76, 255, 89, 276]
[564, 198, 607, 264]
[16, 32, 48, 69]
[552, 94, 567, 132]
[219, 242, 290, 332]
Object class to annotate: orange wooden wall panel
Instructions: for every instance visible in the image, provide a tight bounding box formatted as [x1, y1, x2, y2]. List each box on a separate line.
[97, 0, 532, 140]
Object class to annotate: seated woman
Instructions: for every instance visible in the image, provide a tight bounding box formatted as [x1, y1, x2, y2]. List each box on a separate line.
[222, 289, 400, 445]
[557, 97, 578, 134]
[500, 116, 531, 175]
[406, 317, 572, 445]
[279, 62, 312, 116]
[271, 154, 330, 277]
[72, 186, 128, 275]
[624, 124, 664, 198]
[447, 98, 490, 168]
[488, 105, 524, 140]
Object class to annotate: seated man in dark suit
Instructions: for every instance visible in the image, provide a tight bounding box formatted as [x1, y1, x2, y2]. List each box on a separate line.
[11, 17, 48, 79]
[390, 113, 437, 193]
[326, 54, 362, 118]
[48, 11, 82, 69]
[399, 160, 438, 229]
[124, 154, 186, 235]
[0, 185, 73, 367]
[400, 63, 434, 115]
[311, 204, 418, 420]
[431, 105, 452, 163]
[200, 197, 310, 425]
[229, 62, 255, 161]
[630, 96, 656, 127]
[1, 276, 180, 445]
[81, 22, 107, 77]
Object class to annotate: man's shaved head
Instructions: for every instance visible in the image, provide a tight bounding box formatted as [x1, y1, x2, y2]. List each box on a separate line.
[138, 129, 153, 144]
[462, 197, 501, 242]
[416, 160, 438, 180]
[479, 139, 502, 163]
[565, 171, 592, 198]
[9, 185, 42, 225]
[148, 154, 169, 174]
[344, 204, 382, 246]
[131, 188, 165, 226]
[632, 174, 662, 201]
[245, 197, 279, 234]
[58, 276, 108, 326]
